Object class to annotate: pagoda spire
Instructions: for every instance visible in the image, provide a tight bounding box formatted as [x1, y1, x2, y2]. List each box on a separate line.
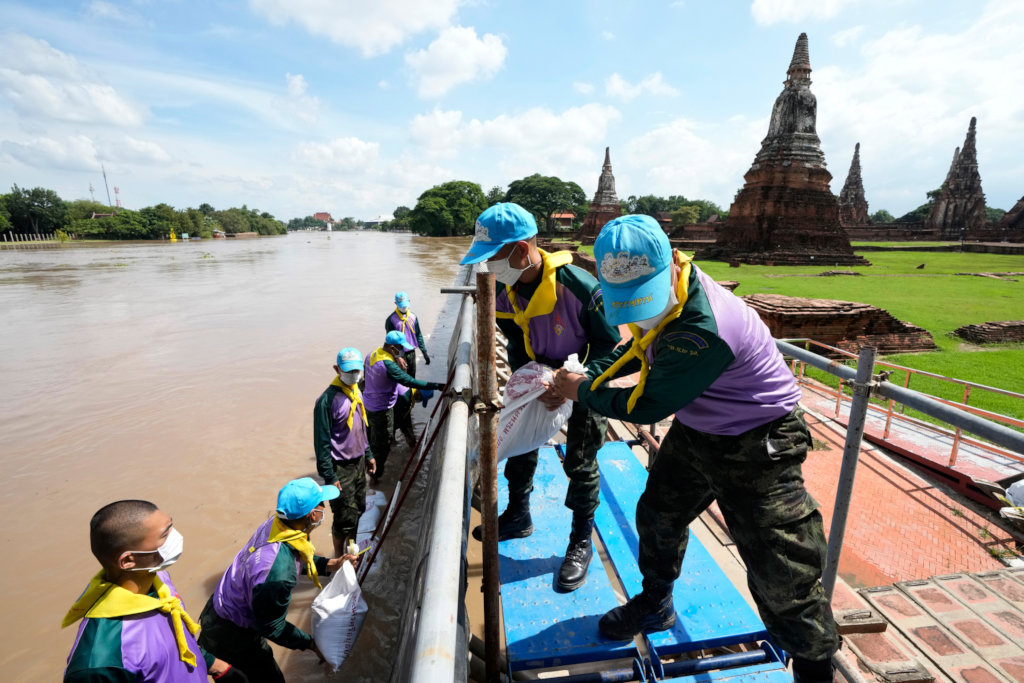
[839, 142, 869, 226]
[786, 32, 811, 84]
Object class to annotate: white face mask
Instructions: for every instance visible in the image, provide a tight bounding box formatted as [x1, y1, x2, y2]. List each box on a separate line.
[633, 289, 679, 331]
[397, 305, 409, 313]
[485, 245, 534, 285]
[307, 507, 325, 531]
[340, 370, 362, 386]
[126, 528, 184, 573]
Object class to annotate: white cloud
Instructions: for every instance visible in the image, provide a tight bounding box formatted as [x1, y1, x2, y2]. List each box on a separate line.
[408, 104, 621, 179]
[601, 30, 615, 41]
[117, 137, 172, 164]
[296, 137, 380, 170]
[0, 33, 146, 125]
[832, 25, 866, 47]
[1, 134, 99, 171]
[573, 81, 594, 95]
[405, 26, 506, 98]
[248, 0, 461, 57]
[280, 73, 321, 124]
[750, 0, 859, 25]
[85, 1, 146, 26]
[605, 72, 679, 101]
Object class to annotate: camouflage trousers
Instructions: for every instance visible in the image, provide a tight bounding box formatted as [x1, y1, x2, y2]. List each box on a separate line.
[366, 408, 394, 473]
[637, 407, 839, 662]
[329, 457, 367, 542]
[504, 401, 607, 517]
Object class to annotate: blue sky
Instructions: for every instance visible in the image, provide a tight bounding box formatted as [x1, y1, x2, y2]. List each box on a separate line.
[1, 0, 1022, 222]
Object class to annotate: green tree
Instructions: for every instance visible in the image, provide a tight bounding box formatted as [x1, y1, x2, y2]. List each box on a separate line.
[338, 217, 356, 230]
[670, 205, 700, 227]
[985, 207, 1006, 223]
[140, 203, 179, 239]
[67, 199, 113, 222]
[391, 205, 412, 230]
[409, 181, 488, 237]
[198, 203, 215, 216]
[869, 209, 895, 224]
[485, 185, 505, 206]
[895, 188, 941, 224]
[0, 194, 11, 234]
[505, 174, 587, 233]
[6, 184, 68, 235]
[71, 209, 148, 239]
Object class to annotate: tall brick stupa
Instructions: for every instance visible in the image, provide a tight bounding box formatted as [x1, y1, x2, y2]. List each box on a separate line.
[700, 34, 867, 266]
[838, 143, 869, 226]
[578, 147, 623, 245]
[927, 117, 986, 240]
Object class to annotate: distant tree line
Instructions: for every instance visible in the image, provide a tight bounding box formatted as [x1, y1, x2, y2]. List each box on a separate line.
[0, 184, 287, 240]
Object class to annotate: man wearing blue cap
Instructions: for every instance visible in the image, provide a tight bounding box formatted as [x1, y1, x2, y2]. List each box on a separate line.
[385, 291, 430, 377]
[460, 202, 621, 592]
[314, 347, 377, 558]
[552, 214, 839, 683]
[199, 478, 352, 683]
[363, 330, 444, 478]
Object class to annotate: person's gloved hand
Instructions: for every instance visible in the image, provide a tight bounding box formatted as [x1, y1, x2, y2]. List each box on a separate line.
[419, 389, 434, 407]
[424, 353, 431, 365]
[429, 382, 444, 391]
[212, 664, 250, 682]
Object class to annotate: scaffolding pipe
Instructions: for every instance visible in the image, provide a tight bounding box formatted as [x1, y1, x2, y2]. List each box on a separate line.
[476, 271, 501, 683]
[407, 280, 475, 683]
[822, 347, 876, 600]
[777, 341, 1024, 456]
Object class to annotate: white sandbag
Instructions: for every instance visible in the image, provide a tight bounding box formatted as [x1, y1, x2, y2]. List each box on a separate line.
[357, 504, 381, 535]
[311, 560, 367, 672]
[496, 361, 573, 462]
[1007, 480, 1024, 507]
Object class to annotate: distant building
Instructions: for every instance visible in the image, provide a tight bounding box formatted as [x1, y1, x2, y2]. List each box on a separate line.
[363, 214, 394, 229]
[551, 212, 575, 230]
[313, 212, 333, 223]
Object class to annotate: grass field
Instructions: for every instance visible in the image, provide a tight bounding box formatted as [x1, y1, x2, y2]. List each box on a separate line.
[574, 241, 1024, 420]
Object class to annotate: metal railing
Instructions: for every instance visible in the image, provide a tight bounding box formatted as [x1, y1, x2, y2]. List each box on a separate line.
[784, 338, 1024, 469]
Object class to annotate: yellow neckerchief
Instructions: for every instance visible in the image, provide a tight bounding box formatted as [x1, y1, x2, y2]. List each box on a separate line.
[368, 346, 395, 366]
[265, 516, 323, 589]
[590, 252, 693, 413]
[62, 570, 201, 668]
[393, 307, 413, 334]
[330, 376, 368, 429]
[495, 249, 574, 361]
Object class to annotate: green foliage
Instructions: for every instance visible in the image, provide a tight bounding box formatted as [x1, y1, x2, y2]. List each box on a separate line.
[67, 199, 113, 222]
[54, 229, 70, 242]
[621, 195, 724, 222]
[410, 181, 488, 237]
[895, 187, 941, 223]
[71, 209, 150, 239]
[986, 207, 1006, 223]
[0, 195, 10, 233]
[670, 205, 700, 227]
[6, 184, 67, 235]
[869, 209, 895, 224]
[505, 174, 587, 234]
[486, 185, 506, 206]
[287, 215, 329, 230]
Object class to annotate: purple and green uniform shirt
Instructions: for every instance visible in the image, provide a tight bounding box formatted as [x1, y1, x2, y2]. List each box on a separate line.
[362, 349, 439, 413]
[578, 264, 800, 435]
[313, 384, 373, 484]
[385, 310, 426, 353]
[64, 572, 213, 683]
[209, 518, 329, 651]
[497, 262, 621, 372]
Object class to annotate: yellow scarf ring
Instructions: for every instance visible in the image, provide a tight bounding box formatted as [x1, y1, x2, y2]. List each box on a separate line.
[394, 307, 411, 334]
[330, 376, 368, 429]
[495, 249, 574, 361]
[264, 516, 322, 589]
[62, 571, 201, 668]
[590, 252, 693, 413]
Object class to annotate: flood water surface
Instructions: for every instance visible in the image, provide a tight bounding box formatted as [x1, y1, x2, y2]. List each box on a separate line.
[0, 232, 466, 681]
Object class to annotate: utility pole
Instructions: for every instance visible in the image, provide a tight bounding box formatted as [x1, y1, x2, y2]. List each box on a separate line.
[101, 165, 113, 207]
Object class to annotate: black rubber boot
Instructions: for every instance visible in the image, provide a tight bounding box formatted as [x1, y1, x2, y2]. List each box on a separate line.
[472, 496, 533, 542]
[598, 587, 675, 641]
[792, 657, 835, 683]
[556, 513, 594, 592]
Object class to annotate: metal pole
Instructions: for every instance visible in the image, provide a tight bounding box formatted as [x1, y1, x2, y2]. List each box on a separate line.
[476, 271, 501, 683]
[822, 347, 876, 600]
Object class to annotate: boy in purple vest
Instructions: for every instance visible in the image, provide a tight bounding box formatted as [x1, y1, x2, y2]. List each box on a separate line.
[552, 215, 839, 683]
[384, 291, 430, 377]
[314, 347, 377, 558]
[63, 500, 244, 682]
[460, 202, 621, 592]
[198, 478, 349, 683]
[363, 330, 444, 477]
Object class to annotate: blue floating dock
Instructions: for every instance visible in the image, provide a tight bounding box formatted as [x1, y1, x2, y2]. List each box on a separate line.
[498, 442, 789, 680]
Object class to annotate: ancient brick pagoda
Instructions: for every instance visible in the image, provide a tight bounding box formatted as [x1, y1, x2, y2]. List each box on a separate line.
[700, 33, 867, 266]
[997, 195, 1024, 239]
[578, 147, 623, 245]
[744, 294, 936, 355]
[838, 143, 869, 227]
[927, 117, 987, 240]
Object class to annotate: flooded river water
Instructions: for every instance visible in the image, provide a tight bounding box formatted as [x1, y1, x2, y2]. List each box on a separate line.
[0, 232, 467, 681]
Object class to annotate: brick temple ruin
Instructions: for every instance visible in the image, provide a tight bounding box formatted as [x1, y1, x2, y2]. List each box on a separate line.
[743, 293, 937, 355]
[927, 117, 987, 240]
[952, 321, 1024, 345]
[699, 34, 868, 266]
[838, 143, 869, 227]
[578, 147, 623, 245]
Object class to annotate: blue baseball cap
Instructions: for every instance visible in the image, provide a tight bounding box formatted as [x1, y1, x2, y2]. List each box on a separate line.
[385, 329, 415, 352]
[336, 347, 363, 372]
[394, 291, 410, 307]
[460, 202, 538, 265]
[593, 214, 673, 326]
[276, 477, 339, 520]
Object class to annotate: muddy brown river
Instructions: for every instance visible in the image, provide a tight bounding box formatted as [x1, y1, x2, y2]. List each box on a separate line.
[0, 232, 467, 681]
